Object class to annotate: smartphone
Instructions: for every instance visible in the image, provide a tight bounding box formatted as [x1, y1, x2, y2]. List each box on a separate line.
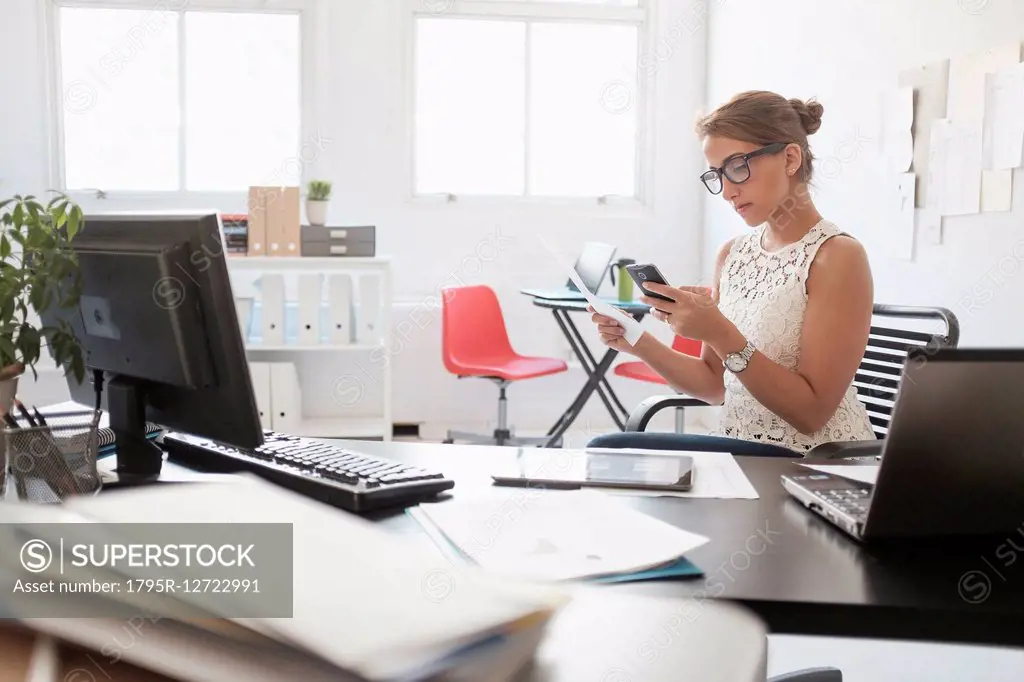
[625, 263, 675, 303]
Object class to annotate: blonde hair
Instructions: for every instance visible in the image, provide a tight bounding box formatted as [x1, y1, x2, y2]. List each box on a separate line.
[696, 91, 824, 182]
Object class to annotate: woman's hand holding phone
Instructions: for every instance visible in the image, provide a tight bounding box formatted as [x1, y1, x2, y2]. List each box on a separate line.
[640, 282, 731, 344]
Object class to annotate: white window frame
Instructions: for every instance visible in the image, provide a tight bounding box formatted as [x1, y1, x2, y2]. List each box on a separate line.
[403, 0, 657, 210]
[40, 0, 315, 204]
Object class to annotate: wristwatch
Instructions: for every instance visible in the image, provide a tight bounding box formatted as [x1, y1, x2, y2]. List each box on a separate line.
[724, 341, 756, 374]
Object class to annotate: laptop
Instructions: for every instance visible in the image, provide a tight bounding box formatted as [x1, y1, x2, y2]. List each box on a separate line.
[521, 241, 617, 301]
[782, 348, 1024, 541]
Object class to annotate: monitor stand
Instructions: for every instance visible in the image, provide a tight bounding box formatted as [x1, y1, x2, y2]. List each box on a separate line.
[106, 376, 164, 481]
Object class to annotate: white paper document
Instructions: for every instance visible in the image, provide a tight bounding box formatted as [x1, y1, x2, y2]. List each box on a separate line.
[899, 58, 950, 208]
[983, 63, 1024, 171]
[888, 173, 916, 260]
[880, 86, 915, 174]
[927, 118, 984, 216]
[539, 236, 644, 346]
[799, 464, 880, 485]
[415, 489, 710, 582]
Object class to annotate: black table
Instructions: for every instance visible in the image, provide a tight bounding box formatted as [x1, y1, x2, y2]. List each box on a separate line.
[521, 294, 650, 447]
[338, 439, 1024, 649]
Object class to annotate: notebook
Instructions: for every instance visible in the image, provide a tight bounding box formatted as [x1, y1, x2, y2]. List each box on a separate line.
[34, 401, 163, 456]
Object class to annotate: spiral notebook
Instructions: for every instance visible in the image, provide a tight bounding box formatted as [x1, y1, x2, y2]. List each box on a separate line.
[34, 401, 163, 457]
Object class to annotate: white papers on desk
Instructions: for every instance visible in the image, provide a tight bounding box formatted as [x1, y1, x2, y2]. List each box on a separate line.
[539, 235, 644, 346]
[799, 463, 880, 485]
[48, 474, 567, 682]
[584, 448, 760, 500]
[926, 118, 984, 216]
[983, 63, 1024, 171]
[414, 490, 709, 582]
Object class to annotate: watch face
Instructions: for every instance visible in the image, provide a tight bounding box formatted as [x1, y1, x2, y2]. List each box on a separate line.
[725, 354, 746, 372]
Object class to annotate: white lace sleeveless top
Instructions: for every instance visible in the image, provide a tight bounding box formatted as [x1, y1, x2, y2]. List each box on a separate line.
[712, 220, 876, 452]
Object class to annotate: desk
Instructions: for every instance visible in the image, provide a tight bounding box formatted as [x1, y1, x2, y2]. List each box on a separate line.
[313, 439, 1024, 649]
[523, 295, 650, 447]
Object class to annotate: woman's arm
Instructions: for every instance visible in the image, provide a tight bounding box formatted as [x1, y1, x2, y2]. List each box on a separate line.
[703, 235, 873, 434]
[629, 240, 735, 405]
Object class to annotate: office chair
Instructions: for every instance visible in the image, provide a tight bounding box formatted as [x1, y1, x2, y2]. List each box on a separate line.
[621, 304, 960, 448]
[440, 285, 568, 446]
[613, 335, 703, 433]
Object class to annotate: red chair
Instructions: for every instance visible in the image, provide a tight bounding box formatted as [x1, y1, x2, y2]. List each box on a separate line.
[613, 336, 703, 433]
[441, 285, 568, 446]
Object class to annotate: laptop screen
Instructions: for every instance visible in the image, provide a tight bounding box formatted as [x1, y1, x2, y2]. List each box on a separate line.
[567, 242, 617, 294]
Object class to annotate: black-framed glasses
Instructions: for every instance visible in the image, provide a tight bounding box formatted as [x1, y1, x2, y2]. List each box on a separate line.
[699, 142, 788, 195]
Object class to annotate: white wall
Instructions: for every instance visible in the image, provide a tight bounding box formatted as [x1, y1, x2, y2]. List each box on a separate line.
[703, 0, 1024, 347]
[1, 0, 715, 437]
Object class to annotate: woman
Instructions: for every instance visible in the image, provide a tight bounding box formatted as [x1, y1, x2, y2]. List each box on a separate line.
[589, 91, 876, 456]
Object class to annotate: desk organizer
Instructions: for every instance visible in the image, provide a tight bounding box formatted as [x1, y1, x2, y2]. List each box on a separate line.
[0, 410, 102, 503]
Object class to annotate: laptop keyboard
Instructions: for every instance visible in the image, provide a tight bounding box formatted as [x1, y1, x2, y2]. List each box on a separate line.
[817, 488, 871, 519]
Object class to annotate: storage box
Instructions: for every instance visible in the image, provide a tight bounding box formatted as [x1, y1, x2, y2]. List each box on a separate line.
[300, 225, 376, 257]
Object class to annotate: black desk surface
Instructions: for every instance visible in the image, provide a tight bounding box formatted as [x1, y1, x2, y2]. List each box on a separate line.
[323, 439, 1024, 649]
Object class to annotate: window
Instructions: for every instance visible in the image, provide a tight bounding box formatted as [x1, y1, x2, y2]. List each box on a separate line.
[54, 2, 302, 193]
[411, 0, 646, 201]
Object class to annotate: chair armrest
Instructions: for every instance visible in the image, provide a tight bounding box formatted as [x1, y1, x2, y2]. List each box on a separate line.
[625, 395, 711, 432]
[768, 668, 843, 682]
[804, 439, 883, 460]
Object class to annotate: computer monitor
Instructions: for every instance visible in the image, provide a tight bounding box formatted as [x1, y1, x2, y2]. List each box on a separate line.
[565, 241, 617, 294]
[41, 212, 263, 479]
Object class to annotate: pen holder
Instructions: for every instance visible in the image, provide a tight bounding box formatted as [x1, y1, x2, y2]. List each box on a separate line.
[0, 410, 103, 504]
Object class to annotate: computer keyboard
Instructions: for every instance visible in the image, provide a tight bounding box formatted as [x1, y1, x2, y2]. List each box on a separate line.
[161, 431, 454, 513]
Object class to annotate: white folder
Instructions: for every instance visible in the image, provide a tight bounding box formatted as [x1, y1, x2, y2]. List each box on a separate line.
[357, 275, 381, 345]
[270, 362, 303, 434]
[327, 274, 353, 345]
[297, 274, 323, 346]
[248, 362, 273, 430]
[259, 274, 286, 345]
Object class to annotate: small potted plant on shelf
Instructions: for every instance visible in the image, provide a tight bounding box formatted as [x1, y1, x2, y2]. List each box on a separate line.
[305, 180, 332, 227]
[0, 193, 87, 415]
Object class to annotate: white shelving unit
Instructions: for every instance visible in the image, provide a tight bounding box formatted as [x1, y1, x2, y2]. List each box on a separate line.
[227, 256, 393, 441]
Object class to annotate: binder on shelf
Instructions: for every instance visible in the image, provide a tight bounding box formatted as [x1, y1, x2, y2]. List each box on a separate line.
[327, 274, 354, 345]
[357, 274, 381, 345]
[246, 187, 267, 256]
[270, 362, 303, 434]
[259, 273, 286, 345]
[265, 186, 301, 257]
[297, 274, 323, 346]
[248, 362, 273, 430]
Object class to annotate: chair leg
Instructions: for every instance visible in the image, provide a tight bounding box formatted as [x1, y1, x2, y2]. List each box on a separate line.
[674, 406, 685, 434]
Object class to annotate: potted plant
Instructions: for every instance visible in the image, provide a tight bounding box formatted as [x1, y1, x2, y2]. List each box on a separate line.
[0, 193, 87, 416]
[305, 180, 332, 227]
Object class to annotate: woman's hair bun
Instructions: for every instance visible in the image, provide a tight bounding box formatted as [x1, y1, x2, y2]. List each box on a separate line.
[789, 98, 824, 135]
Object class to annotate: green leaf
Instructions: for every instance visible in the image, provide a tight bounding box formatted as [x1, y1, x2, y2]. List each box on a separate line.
[67, 206, 81, 240]
[12, 202, 24, 226]
[0, 235, 9, 260]
[0, 335, 17, 366]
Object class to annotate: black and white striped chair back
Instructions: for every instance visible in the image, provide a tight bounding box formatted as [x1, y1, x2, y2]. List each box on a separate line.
[853, 304, 960, 440]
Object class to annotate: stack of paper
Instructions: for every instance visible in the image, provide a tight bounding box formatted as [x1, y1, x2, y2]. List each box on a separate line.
[409, 489, 709, 583]
[0, 475, 568, 682]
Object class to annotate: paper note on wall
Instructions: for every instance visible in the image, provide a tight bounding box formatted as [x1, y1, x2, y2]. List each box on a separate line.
[888, 173, 916, 261]
[898, 59, 949, 208]
[927, 119, 983, 217]
[880, 87, 914, 175]
[947, 43, 1022, 212]
[982, 63, 1024, 171]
